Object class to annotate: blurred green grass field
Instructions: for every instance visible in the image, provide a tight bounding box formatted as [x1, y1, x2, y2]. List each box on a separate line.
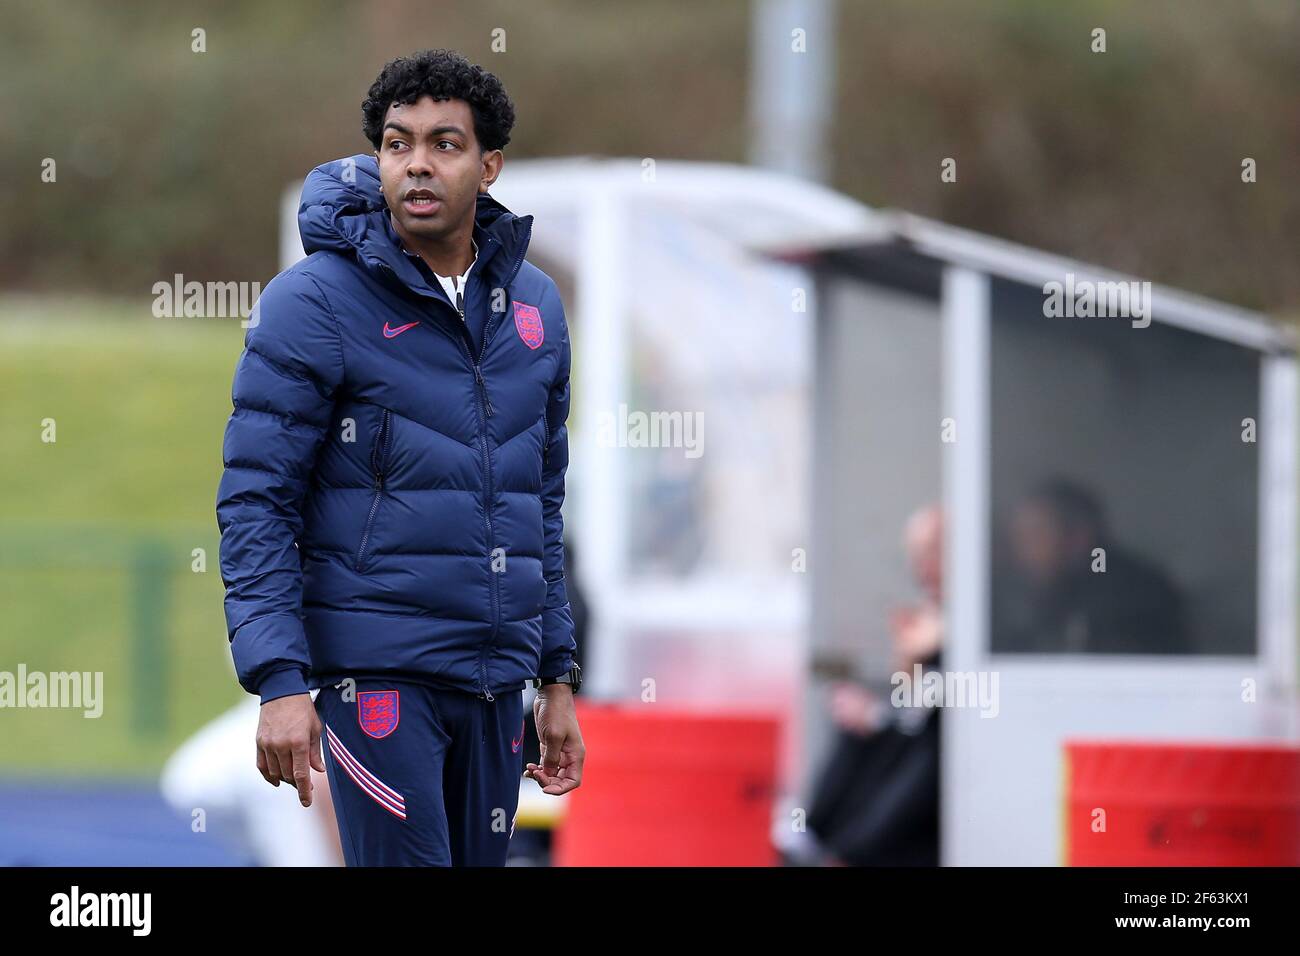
[0, 297, 251, 774]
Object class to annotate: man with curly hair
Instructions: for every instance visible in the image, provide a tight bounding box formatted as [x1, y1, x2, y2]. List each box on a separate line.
[215, 49, 585, 866]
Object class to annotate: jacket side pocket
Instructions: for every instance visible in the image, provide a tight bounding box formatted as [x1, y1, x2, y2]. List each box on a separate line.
[355, 408, 392, 572]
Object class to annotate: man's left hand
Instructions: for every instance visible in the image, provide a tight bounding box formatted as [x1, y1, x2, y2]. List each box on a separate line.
[525, 684, 585, 795]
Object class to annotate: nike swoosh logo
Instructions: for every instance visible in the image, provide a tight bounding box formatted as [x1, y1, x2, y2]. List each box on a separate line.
[512, 719, 525, 753]
[383, 321, 420, 338]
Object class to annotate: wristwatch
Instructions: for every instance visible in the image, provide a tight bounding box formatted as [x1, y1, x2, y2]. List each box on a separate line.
[534, 663, 582, 693]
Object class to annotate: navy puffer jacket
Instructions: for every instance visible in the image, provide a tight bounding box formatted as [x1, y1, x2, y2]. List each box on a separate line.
[215, 154, 577, 704]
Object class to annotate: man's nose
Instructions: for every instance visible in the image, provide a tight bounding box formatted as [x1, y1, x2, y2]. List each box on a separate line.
[405, 144, 436, 177]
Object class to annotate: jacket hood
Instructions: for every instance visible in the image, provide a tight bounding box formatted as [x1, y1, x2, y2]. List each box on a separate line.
[297, 153, 533, 298]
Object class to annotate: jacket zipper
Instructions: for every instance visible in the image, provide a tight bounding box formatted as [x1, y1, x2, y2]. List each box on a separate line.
[471, 227, 532, 701]
[464, 318, 498, 701]
[402, 223, 534, 701]
[355, 408, 391, 572]
[542, 409, 550, 465]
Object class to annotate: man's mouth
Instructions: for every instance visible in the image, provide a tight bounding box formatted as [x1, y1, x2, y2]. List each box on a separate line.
[402, 188, 441, 215]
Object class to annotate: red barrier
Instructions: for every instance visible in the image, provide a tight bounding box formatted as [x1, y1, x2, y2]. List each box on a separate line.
[1064, 740, 1300, 866]
[553, 702, 780, 866]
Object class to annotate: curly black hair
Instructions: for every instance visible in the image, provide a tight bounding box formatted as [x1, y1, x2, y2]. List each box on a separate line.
[361, 49, 516, 152]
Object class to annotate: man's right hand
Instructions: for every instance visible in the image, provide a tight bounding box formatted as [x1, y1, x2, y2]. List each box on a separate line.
[829, 681, 882, 736]
[255, 693, 326, 807]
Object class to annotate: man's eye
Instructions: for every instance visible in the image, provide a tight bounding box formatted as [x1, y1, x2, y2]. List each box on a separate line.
[388, 141, 406, 151]
[437, 141, 456, 150]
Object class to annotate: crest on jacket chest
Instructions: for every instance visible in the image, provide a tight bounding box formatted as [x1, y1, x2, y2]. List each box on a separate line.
[512, 301, 544, 350]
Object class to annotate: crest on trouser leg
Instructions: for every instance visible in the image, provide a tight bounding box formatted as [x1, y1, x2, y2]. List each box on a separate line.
[358, 690, 399, 738]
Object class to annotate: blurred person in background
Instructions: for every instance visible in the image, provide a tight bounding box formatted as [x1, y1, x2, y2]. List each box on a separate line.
[993, 478, 1188, 655]
[799, 504, 944, 867]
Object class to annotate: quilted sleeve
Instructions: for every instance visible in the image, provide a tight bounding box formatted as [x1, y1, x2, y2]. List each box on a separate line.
[537, 284, 578, 680]
[214, 269, 344, 703]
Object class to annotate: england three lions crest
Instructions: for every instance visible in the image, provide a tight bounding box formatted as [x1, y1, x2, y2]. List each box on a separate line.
[513, 301, 544, 350]
[358, 690, 399, 738]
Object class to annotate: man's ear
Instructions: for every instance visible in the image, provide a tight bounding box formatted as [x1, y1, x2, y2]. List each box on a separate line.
[480, 149, 503, 193]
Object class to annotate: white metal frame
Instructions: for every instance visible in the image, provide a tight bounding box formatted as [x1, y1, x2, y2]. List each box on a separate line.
[489, 159, 874, 699]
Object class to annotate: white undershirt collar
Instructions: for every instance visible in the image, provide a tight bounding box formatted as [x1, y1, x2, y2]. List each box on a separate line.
[391, 214, 479, 316]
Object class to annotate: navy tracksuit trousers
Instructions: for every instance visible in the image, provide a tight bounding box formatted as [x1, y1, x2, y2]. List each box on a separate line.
[315, 679, 525, 866]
